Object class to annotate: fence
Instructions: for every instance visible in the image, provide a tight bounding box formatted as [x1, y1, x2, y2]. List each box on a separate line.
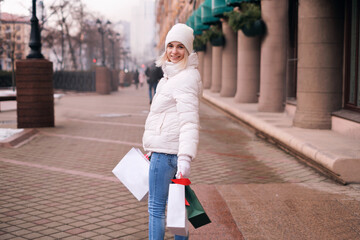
[53, 71, 96, 92]
[0, 71, 13, 88]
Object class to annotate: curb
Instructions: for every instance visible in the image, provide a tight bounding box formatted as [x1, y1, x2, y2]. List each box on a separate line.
[202, 91, 359, 184]
[0, 129, 39, 148]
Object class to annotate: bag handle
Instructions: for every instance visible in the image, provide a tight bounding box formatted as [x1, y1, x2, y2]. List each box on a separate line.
[171, 178, 191, 206]
[171, 178, 191, 186]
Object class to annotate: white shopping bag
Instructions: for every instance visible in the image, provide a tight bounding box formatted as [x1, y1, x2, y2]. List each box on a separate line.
[166, 184, 189, 237]
[112, 148, 150, 201]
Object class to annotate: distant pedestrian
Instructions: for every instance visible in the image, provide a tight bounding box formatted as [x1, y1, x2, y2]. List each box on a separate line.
[139, 70, 146, 88]
[145, 63, 163, 104]
[134, 70, 139, 89]
[142, 23, 202, 240]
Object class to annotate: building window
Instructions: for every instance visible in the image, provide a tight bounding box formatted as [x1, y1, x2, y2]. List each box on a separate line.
[345, 0, 360, 112]
[287, 0, 298, 100]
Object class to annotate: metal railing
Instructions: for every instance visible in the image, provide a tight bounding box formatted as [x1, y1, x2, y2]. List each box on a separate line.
[0, 71, 13, 88]
[53, 71, 96, 92]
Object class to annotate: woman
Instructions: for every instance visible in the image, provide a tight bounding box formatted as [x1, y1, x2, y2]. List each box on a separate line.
[142, 23, 202, 240]
[139, 69, 145, 88]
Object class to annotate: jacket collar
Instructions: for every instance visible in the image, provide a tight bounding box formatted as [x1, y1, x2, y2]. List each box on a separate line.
[163, 53, 198, 79]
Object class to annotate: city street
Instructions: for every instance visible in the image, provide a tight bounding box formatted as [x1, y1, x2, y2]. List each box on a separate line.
[1, 86, 360, 239]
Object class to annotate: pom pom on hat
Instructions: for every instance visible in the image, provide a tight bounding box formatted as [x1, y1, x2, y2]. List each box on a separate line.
[165, 23, 194, 54]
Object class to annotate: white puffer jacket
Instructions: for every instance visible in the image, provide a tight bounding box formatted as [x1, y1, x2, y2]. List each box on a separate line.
[142, 53, 202, 159]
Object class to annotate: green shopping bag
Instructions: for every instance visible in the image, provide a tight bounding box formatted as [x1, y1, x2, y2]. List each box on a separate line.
[185, 185, 211, 228]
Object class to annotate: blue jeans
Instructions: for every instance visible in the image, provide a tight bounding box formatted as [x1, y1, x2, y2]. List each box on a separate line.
[148, 152, 189, 240]
[149, 82, 158, 103]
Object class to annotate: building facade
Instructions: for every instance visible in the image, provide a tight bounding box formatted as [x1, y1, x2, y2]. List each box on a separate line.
[0, 13, 30, 71]
[155, 0, 360, 181]
[155, 0, 360, 137]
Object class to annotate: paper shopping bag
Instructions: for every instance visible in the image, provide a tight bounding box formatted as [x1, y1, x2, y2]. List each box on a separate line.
[112, 148, 150, 201]
[185, 185, 211, 228]
[166, 184, 189, 237]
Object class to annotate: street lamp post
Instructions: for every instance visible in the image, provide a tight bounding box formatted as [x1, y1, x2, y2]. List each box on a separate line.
[27, 0, 44, 59]
[108, 32, 120, 70]
[96, 19, 110, 66]
[95, 19, 111, 94]
[119, 48, 130, 71]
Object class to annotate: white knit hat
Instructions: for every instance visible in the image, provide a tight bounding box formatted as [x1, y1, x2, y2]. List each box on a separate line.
[165, 23, 194, 54]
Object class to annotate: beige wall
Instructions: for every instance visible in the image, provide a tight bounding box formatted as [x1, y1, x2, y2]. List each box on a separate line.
[0, 22, 30, 70]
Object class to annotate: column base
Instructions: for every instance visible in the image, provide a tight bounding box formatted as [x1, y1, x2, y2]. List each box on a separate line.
[16, 59, 54, 128]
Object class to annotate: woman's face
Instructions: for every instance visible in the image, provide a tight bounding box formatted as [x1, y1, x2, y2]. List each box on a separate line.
[166, 41, 186, 63]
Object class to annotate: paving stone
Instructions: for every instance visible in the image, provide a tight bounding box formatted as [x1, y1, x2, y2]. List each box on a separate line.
[36, 236, 56, 240]
[0, 233, 16, 240]
[49, 231, 72, 239]
[62, 236, 83, 240]
[22, 232, 44, 239]
[12, 229, 32, 236]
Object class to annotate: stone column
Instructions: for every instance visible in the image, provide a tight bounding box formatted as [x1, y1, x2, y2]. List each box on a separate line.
[234, 31, 260, 103]
[203, 42, 212, 89]
[16, 59, 54, 128]
[211, 46, 223, 93]
[96, 66, 111, 94]
[197, 51, 205, 82]
[293, 0, 344, 129]
[258, 0, 288, 112]
[220, 20, 237, 97]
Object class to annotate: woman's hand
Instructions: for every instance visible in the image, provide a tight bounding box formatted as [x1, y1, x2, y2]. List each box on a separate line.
[176, 155, 191, 178]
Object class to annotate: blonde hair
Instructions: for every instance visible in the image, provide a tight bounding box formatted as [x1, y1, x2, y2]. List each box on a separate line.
[156, 46, 189, 70]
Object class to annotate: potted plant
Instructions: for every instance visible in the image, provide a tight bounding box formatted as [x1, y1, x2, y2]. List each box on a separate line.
[203, 24, 225, 46]
[193, 34, 207, 52]
[225, 3, 266, 37]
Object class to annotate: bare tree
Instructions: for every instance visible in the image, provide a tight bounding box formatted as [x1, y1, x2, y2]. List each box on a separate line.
[42, 28, 62, 70]
[50, 0, 78, 70]
[71, 0, 87, 70]
[1, 16, 25, 89]
[39, 0, 123, 71]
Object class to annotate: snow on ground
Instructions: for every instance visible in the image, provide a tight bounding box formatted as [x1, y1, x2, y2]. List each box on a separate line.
[0, 128, 23, 141]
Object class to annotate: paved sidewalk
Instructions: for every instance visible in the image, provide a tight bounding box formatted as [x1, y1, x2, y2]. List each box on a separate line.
[203, 90, 360, 183]
[0, 86, 360, 239]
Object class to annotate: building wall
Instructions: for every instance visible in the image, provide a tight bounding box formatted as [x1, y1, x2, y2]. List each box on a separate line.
[154, 0, 360, 136]
[0, 13, 30, 71]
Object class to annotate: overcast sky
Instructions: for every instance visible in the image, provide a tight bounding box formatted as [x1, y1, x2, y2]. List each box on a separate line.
[1, 0, 148, 22]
